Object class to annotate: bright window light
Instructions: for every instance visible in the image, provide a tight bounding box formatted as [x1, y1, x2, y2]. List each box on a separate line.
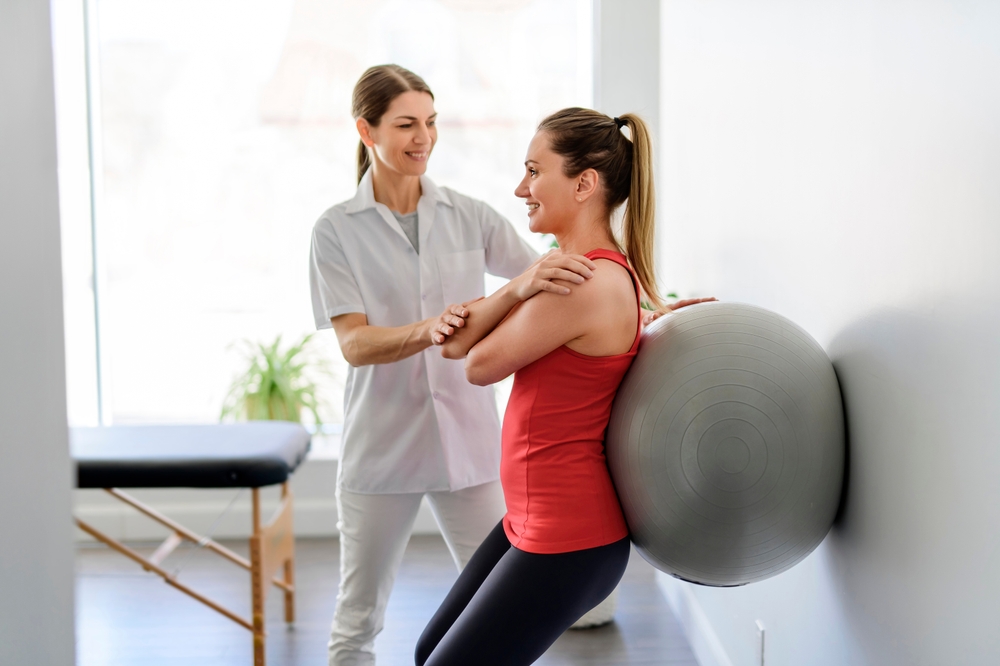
[57, 0, 593, 426]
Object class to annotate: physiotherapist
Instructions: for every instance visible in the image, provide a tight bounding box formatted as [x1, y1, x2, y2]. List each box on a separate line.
[308, 64, 597, 666]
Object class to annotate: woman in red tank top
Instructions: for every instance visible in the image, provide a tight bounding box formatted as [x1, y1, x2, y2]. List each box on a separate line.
[415, 109, 714, 666]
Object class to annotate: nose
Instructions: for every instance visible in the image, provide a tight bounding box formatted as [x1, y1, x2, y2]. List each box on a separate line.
[414, 123, 431, 145]
[514, 173, 529, 199]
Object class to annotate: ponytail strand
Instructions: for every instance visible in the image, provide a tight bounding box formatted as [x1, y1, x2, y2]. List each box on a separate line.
[357, 139, 372, 185]
[618, 113, 662, 309]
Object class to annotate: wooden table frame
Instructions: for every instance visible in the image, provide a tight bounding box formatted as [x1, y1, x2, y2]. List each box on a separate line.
[75, 483, 295, 666]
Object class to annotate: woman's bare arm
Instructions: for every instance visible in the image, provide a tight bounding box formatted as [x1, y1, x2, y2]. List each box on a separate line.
[439, 289, 521, 361]
[331, 306, 465, 366]
[464, 260, 634, 386]
[439, 251, 597, 360]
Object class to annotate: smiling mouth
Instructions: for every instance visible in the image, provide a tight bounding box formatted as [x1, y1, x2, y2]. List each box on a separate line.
[527, 203, 539, 212]
[405, 151, 429, 160]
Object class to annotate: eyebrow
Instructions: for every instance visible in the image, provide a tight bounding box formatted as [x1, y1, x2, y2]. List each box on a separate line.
[524, 159, 539, 165]
[393, 114, 437, 121]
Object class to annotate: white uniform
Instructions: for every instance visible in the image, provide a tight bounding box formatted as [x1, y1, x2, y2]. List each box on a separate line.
[309, 171, 537, 665]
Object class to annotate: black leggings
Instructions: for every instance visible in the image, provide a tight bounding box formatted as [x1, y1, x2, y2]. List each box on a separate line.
[414, 520, 630, 666]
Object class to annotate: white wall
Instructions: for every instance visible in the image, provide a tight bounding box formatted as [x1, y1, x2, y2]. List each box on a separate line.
[0, 1, 77, 664]
[657, 1, 1000, 665]
[595, 0, 660, 138]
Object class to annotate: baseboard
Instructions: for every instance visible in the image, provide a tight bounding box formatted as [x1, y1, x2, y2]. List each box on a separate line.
[657, 572, 735, 666]
[73, 457, 442, 542]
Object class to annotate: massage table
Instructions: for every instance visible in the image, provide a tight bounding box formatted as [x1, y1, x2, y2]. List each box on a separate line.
[72, 422, 311, 666]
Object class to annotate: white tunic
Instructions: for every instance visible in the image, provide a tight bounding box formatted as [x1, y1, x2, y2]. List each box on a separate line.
[309, 172, 538, 494]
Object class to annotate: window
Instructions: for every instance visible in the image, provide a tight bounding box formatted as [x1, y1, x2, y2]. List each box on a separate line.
[56, 0, 593, 426]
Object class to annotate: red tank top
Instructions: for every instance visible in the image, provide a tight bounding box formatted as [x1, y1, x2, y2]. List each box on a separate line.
[500, 249, 639, 554]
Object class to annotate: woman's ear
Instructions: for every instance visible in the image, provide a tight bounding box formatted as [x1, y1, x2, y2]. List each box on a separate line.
[357, 118, 375, 148]
[575, 168, 600, 202]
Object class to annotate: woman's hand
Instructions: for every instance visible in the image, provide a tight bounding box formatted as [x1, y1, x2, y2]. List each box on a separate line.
[429, 303, 472, 345]
[504, 250, 598, 302]
[642, 297, 719, 327]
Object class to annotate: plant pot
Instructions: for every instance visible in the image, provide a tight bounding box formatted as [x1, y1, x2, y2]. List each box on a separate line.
[244, 393, 301, 422]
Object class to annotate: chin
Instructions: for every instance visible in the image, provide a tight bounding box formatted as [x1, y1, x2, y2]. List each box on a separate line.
[391, 158, 429, 177]
[527, 215, 554, 236]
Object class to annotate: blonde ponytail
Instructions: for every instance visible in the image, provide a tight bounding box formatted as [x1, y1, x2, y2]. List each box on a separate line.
[356, 139, 372, 185]
[618, 114, 661, 309]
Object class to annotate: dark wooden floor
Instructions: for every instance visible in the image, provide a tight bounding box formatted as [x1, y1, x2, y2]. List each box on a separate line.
[76, 536, 698, 665]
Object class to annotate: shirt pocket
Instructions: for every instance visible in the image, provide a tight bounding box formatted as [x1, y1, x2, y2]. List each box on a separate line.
[437, 248, 486, 306]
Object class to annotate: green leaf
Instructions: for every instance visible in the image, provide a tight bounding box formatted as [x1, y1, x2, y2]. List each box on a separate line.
[220, 333, 333, 427]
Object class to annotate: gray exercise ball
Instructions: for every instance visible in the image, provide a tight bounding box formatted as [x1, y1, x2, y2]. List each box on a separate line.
[606, 302, 844, 586]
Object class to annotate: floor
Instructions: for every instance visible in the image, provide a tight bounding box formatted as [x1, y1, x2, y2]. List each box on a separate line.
[76, 536, 698, 665]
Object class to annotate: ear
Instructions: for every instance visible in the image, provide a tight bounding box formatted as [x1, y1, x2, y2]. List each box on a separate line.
[575, 168, 600, 202]
[356, 118, 375, 148]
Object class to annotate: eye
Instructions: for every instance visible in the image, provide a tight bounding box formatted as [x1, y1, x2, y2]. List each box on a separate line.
[528, 168, 538, 177]
[398, 123, 412, 129]
[427, 120, 436, 127]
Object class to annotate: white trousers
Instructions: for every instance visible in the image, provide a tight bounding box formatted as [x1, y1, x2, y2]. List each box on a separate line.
[328, 480, 506, 666]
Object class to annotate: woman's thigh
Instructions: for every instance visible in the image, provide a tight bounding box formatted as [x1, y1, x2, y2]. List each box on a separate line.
[415, 520, 511, 665]
[427, 480, 506, 569]
[422, 536, 631, 666]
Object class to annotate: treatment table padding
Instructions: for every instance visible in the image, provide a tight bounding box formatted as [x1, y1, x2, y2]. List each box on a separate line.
[72, 422, 312, 489]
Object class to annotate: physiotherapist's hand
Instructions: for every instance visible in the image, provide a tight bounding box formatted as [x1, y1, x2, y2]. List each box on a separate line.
[505, 250, 598, 302]
[429, 303, 471, 345]
[642, 297, 719, 326]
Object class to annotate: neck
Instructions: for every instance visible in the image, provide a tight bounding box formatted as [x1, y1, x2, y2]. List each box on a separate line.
[370, 161, 422, 214]
[555, 214, 618, 256]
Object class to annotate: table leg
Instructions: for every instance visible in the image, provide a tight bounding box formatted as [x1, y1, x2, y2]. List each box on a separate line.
[251, 488, 266, 666]
[282, 482, 295, 624]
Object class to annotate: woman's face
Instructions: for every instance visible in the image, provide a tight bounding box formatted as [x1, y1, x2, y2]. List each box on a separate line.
[363, 90, 437, 177]
[514, 131, 579, 235]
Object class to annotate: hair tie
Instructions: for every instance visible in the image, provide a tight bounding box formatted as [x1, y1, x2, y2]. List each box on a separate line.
[613, 116, 626, 129]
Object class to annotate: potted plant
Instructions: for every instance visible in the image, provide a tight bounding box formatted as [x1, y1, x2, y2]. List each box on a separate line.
[220, 334, 328, 424]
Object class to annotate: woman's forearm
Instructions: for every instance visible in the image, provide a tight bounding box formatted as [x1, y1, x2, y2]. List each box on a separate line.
[440, 285, 521, 360]
[437, 251, 598, 361]
[339, 318, 435, 366]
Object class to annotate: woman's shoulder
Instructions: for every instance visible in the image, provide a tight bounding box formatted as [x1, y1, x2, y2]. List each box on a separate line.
[314, 199, 355, 226]
[436, 185, 487, 215]
[562, 256, 638, 355]
[436, 185, 509, 222]
[430, 178, 470, 200]
[587, 257, 637, 304]
[313, 188, 390, 235]
[525, 255, 633, 317]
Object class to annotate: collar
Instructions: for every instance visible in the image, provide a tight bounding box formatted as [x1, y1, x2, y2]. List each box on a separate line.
[345, 170, 454, 214]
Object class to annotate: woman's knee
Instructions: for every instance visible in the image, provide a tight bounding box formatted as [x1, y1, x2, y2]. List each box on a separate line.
[413, 632, 435, 666]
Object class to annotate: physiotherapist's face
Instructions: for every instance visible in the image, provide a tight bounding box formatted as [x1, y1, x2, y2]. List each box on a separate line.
[365, 91, 438, 177]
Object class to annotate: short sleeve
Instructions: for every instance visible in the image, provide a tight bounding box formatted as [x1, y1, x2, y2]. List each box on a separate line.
[309, 219, 366, 329]
[478, 201, 539, 279]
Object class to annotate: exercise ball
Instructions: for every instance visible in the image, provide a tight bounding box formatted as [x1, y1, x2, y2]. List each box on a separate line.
[606, 302, 844, 586]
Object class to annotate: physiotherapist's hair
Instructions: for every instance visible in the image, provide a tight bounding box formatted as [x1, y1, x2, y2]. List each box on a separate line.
[351, 64, 435, 184]
[537, 108, 662, 309]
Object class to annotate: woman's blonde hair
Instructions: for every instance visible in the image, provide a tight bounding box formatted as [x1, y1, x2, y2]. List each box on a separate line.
[536, 108, 662, 309]
[350, 65, 434, 184]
